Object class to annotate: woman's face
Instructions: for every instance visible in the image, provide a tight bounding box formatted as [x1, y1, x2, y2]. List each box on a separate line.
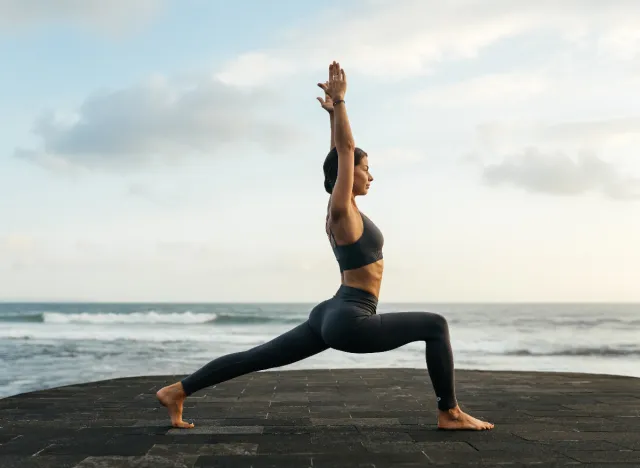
[353, 155, 373, 196]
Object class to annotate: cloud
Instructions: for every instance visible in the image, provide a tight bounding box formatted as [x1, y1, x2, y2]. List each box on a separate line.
[477, 117, 640, 151]
[215, 0, 640, 87]
[413, 71, 550, 107]
[482, 147, 640, 200]
[0, 0, 164, 33]
[15, 75, 308, 171]
[469, 116, 640, 200]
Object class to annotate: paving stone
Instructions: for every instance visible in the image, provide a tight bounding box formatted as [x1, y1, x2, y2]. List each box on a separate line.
[0, 455, 87, 468]
[0, 433, 19, 444]
[38, 434, 158, 457]
[312, 452, 429, 467]
[2, 368, 639, 466]
[194, 454, 312, 467]
[76, 455, 195, 468]
[167, 426, 263, 435]
[425, 448, 578, 465]
[310, 417, 401, 426]
[148, 442, 258, 456]
[563, 450, 640, 464]
[262, 424, 357, 435]
[542, 440, 628, 451]
[0, 434, 56, 456]
[363, 440, 475, 453]
[359, 431, 414, 444]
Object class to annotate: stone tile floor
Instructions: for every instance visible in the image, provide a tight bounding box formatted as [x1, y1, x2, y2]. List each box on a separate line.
[1, 368, 638, 467]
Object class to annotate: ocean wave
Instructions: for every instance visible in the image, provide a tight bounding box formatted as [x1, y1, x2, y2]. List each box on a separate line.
[0, 311, 45, 323]
[0, 310, 304, 325]
[448, 317, 640, 329]
[44, 311, 218, 324]
[210, 313, 302, 325]
[502, 346, 640, 357]
[0, 328, 273, 343]
[513, 318, 640, 328]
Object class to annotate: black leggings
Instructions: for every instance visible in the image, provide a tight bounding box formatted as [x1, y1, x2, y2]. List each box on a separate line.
[180, 285, 457, 411]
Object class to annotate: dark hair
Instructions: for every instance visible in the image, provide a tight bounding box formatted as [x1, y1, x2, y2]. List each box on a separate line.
[323, 147, 367, 194]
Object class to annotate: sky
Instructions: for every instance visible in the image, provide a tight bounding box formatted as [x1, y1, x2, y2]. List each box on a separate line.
[1, 0, 640, 303]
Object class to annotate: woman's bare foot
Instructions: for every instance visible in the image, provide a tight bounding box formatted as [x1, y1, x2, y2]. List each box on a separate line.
[156, 382, 195, 429]
[437, 405, 494, 431]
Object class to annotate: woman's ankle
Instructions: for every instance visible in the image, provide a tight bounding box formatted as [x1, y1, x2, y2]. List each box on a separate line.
[439, 404, 461, 416]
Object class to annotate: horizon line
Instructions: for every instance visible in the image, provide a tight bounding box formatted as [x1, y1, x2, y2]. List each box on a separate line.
[1, 299, 638, 305]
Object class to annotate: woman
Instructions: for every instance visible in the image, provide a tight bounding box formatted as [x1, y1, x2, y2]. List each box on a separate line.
[157, 61, 494, 431]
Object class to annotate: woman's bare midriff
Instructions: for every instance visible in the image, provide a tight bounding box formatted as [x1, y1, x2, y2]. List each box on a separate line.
[341, 259, 384, 298]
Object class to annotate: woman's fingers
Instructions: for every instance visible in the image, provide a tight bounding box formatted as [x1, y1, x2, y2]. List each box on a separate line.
[321, 61, 346, 99]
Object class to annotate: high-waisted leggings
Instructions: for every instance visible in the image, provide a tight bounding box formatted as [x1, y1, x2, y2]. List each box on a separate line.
[180, 285, 457, 411]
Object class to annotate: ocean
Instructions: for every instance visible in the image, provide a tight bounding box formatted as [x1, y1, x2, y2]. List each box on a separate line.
[1, 302, 639, 399]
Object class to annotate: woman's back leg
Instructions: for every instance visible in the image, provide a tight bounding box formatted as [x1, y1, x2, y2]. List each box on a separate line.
[180, 320, 329, 396]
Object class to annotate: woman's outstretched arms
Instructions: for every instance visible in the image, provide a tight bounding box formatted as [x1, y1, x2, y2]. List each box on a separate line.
[318, 61, 354, 219]
[317, 84, 335, 150]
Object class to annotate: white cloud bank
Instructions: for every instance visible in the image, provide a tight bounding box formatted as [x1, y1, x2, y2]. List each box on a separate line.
[10, 0, 640, 201]
[216, 0, 640, 87]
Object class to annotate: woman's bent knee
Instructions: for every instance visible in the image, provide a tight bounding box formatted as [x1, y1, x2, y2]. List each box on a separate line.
[427, 312, 449, 338]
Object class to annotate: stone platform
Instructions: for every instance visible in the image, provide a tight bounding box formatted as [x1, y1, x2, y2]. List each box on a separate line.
[0, 368, 639, 467]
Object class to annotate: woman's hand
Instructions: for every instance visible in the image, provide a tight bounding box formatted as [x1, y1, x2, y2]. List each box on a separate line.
[317, 61, 347, 102]
[317, 85, 334, 113]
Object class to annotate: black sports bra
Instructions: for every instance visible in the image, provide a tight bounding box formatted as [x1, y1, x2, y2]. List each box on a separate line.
[328, 211, 384, 272]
